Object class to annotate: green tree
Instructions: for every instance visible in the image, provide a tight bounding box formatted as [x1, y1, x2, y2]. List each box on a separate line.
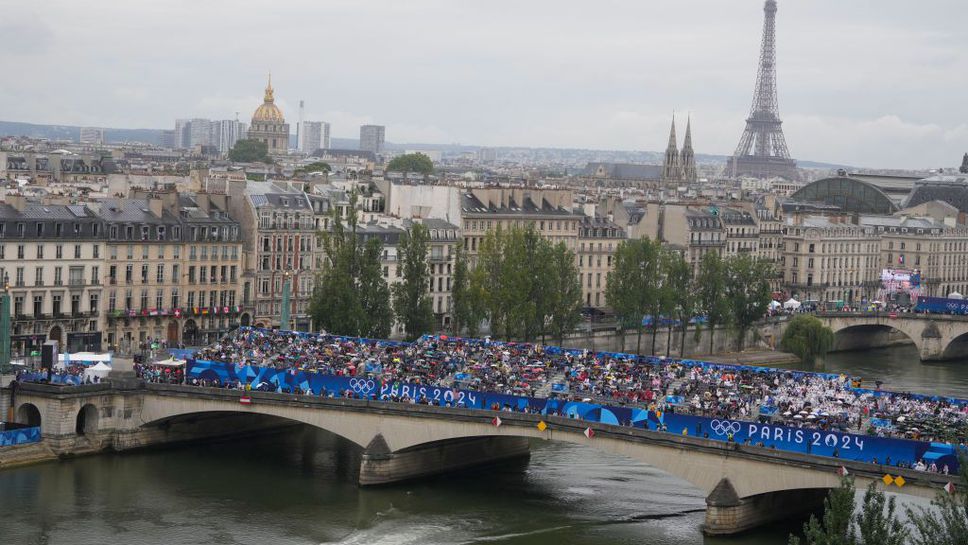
[309, 191, 391, 338]
[781, 314, 835, 364]
[663, 249, 695, 357]
[228, 139, 271, 163]
[695, 251, 729, 354]
[854, 482, 908, 545]
[450, 241, 472, 335]
[606, 238, 662, 354]
[393, 223, 435, 340]
[387, 153, 434, 176]
[547, 242, 583, 346]
[790, 478, 908, 545]
[297, 161, 331, 175]
[724, 254, 773, 350]
[907, 457, 968, 545]
[790, 478, 855, 545]
[358, 237, 393, 338]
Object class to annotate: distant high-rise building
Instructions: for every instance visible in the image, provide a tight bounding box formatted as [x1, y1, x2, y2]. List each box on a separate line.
[248, 74, 289, 155]
[79, 127, 105, 145]
[478, 148, 497, 164]
[360, 124, 386, 155]
[214, 119, 247, 154]
[299, 121, 330, 153]
[189, 118, 213, 148]
[160, 130, 175, 149]
[174, 119, 191, 149]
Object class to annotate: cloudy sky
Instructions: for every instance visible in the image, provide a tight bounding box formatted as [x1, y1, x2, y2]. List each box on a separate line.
[1, 0, 966, 168]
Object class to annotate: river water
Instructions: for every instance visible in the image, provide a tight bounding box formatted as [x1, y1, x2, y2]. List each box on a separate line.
[1, 345, 965, 545]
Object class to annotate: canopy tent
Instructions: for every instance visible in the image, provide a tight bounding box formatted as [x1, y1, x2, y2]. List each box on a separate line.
[949, 292, 964, 300]
[151, 358, 186, 368]
[768, 300, 782, 309]
[783, 298, 801, 310]
[55, 352, 112, 369]
[83, 362, 112, 382]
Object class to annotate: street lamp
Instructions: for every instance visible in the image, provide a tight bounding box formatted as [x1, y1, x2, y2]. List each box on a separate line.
[0, 272, 11, 386]
[280, 270, 292, 332]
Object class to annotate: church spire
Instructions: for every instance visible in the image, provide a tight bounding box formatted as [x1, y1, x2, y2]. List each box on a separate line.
[680, 115, 698, 184]
[264, 72, 275, 103]
[662, 114, 681, 183]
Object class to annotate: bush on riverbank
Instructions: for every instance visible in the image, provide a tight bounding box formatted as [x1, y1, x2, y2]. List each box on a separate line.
[780, 315, 834, 364]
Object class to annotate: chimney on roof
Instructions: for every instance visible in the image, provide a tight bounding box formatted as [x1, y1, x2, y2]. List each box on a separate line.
[148, 197, 163, 218]
[5, 193, 27, 212]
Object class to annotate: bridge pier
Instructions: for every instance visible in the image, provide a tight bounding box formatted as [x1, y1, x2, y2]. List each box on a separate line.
[703, 478, 827, 535]
[359, 434, 531, 486]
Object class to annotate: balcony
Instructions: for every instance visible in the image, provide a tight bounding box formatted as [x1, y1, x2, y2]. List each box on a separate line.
[69, 279, 85, 287]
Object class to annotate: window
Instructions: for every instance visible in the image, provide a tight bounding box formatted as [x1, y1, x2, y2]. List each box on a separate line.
[55, 245, 62, 259]
[109, 291, 117, 312]
[93, 245, 100, 258]
[34, 267, 43, 286]
[155, 289, 163, 309]
[125, 264, 133, 284]
[71, 294, 80, 315]
[141, 264, 149, 284]
[17, 245, 23, 259]
[171, 288, 180, 309]
[140, 290, 148, 309]
[156, 264, 164, 283]
[33, 295, 43, 316]
[172, 264, 180, 282]
[90, 293, 99, 313]
[74, 244, 81, 259]
[187, 291, 196, 307]
[188, 266, 196, 283]
[36, 245, 44, 259]
[91, 265, 99, 285]
[54, 267, 62, 285]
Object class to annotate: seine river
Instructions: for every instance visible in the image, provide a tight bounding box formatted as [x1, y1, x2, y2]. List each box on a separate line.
[1, 345, 965, 545]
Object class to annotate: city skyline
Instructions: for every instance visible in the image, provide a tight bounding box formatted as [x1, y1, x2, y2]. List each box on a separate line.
[1, 0, 966, 169]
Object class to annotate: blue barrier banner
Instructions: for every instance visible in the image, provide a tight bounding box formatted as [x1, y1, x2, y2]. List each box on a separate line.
[0, 426, 41, 447]
[186, 359, 961, 473]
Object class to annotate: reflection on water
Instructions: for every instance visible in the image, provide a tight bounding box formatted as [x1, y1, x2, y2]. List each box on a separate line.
[0, 346, 959, 545]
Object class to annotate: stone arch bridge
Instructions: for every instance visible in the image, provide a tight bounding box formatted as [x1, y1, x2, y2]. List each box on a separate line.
[8, 382, 954, 536]
[763, 312, 968, 362]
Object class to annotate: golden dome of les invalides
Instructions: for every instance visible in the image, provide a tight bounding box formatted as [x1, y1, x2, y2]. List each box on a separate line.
[251, 73, 285, 124]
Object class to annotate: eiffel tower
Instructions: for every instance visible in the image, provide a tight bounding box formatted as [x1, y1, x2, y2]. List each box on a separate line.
[728, 0, 798, 180]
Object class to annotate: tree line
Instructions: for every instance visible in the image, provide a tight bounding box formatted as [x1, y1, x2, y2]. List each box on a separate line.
[789, 462, 968, 545]
[605, 238, 774, 356]
[309, 201, 776, 351]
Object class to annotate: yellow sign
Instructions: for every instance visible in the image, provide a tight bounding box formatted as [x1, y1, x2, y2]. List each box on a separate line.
[882, 474, 894, 486]
[537, 421, 548, 431]
[894, 476, 906, 488]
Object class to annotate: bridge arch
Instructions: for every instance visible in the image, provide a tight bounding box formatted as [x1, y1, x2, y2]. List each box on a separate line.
[823, 319, 922, 355]
[941, 330, 968, 360]
[16, 402, 42, 428]
[75, 403, 99, 435]
[137, 396, 849, 500]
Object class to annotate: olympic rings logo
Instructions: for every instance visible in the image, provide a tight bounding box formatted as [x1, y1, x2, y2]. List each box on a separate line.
[348, 378, 375, 393]
[710, 419, 742, 436]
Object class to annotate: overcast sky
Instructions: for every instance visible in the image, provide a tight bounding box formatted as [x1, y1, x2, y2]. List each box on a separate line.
[1, 0, 966, 169]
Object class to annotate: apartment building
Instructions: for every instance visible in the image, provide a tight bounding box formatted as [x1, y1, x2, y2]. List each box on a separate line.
[0, 196, 104, 355]
[577, 215, 626, 309]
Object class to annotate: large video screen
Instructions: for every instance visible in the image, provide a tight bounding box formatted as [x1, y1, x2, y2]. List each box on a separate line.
[879, 268, 923, 301]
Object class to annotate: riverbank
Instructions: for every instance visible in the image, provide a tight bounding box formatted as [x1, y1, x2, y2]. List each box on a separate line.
[687, 349, 801, 367]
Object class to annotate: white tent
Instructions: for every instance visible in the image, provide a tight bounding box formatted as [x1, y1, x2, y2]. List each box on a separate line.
[769, 300, 782, 309]
[949, 292, 964, 300]
[783, 298, 801, 310]
[152, 358, 186, 368]
[83, 362, 112, 382]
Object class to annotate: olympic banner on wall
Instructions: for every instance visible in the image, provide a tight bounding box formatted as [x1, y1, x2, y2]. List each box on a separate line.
[186, 359, 960, 472]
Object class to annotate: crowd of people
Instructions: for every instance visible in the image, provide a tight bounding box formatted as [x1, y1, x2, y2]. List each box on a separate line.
[22, 327, 968, 463]
[184, 329, 968, 449]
